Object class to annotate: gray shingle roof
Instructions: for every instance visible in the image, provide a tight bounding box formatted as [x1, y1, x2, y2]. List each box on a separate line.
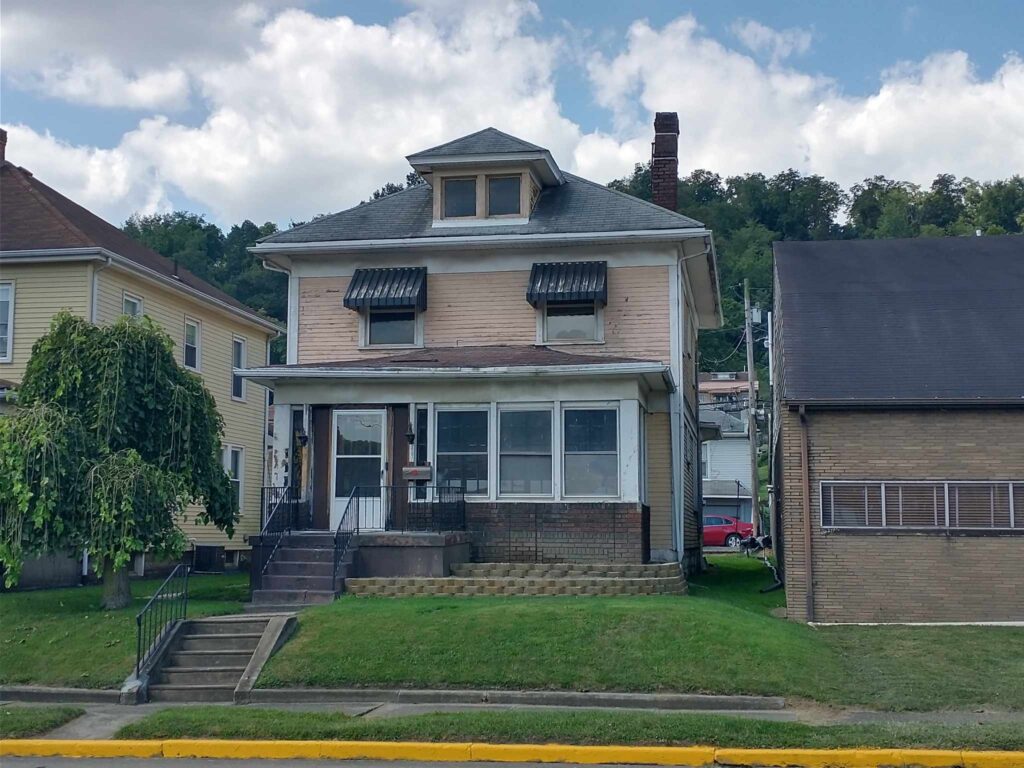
[406, 128, 544, 160]
[261, 173, 702, 245]
[774, 235, 1024, 404]
[699, 406, 747, 434]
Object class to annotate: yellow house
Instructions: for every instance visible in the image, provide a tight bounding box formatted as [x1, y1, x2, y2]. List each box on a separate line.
[0, 129, 280, 566]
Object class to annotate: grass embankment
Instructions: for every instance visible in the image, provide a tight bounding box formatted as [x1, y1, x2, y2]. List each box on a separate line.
[116, 706, 1024, 751]
[0, 573, 247, 689]
[258, 557, 1024, 711]
[0, 705, 85, 738]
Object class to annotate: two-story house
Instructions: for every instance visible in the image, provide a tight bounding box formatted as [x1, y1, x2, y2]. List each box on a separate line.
[0, 129, 280, 579]
[243, 114, 722, 604]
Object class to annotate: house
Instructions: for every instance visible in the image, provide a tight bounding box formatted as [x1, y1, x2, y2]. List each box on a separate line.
[700, 406, 753, 523]
[0, 129, 279, 575]
[771, 235, 1024, 623]
[242, 114, 722, 602]
[699, 371, 757, 410]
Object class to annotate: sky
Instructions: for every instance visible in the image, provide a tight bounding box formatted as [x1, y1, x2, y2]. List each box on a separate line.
[2, 0, 1022, 229]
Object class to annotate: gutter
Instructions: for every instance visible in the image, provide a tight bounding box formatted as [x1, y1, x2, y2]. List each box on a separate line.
[89, 255, 112, 323]
[798, 405, 814, 622]
[784, 398, 1024, 409]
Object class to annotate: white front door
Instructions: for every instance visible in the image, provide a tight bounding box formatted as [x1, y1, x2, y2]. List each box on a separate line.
[330, 409, 386, 530]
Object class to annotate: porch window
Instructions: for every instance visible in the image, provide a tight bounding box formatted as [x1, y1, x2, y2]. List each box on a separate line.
[368, 309, 416, 346]
[231, 336, 246, 401]
[499, 409, 552, 495]
[223, 446, 244, 511]
[183, 317, 200, 371]
[435, 409, 488, 495]
[0, 281, 12, 363]
[563, 408, 618, 497]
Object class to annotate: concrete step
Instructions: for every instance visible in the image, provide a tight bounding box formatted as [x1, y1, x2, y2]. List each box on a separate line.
[275, 547, 334, 563]
[450, 562, 683, 579]
[346, 575, 687, 598]
[251, 588, 336, 605]
[243, 603, 308, 614]
[168, 650, 253, 668]
[184, 619, 270, 635]
[157, 666, 247, 685]
[148, 684, 236, 703]
[282, 533, 335, 548]
[267, 560, 336, 577]
[178, 633, 262, 652]
[261, 574, 336, 592]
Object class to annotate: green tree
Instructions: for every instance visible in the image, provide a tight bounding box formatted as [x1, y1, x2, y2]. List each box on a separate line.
[0, 313, 236, 608]
[123, 212, 225, 283]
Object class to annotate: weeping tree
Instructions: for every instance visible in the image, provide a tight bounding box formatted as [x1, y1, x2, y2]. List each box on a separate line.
[0, 312, 237, 608]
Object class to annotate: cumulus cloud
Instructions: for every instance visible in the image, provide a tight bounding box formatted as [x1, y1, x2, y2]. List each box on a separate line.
[732, 19, 812, 63]
[25, 59, 190, 110]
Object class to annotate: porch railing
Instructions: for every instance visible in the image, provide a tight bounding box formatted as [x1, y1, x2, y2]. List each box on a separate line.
[251, 486, 297, 592]
[135, 562, 189, 677]
[341, 485, 467, 534]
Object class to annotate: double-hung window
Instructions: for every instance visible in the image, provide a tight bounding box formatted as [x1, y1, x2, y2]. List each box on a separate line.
[0, 281, 13, 363]
[223, 446, 244, 511]
[435, 409, 488, 495]
[499, 408, 552, 495]
[543, 303, 600, 342]
[563, 408, 619, 497]
[231, 336, 246, 401]
[367, 309, 416, 346]
[183, 317, 200, 371]
[122, 292, 143, 317]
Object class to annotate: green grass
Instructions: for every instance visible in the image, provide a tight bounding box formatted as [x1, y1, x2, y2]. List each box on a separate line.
[116, 706, 1024, 751]
[0, 573, 248, 689]
[258, 557, 1024, 712]
[0, 705, 85, 738]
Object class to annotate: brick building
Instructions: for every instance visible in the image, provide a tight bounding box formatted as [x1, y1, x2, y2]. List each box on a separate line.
[771, 235, 1024, 623]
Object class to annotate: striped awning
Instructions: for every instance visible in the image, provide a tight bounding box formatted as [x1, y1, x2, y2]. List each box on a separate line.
[343, 267, 427, 311]
[526, 261, 607, 308]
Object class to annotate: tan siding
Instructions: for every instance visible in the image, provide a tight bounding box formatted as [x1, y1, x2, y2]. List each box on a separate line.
[296, 265, 671, 364]
[0, 261, 91, 384]
[96, 268, 271, 549]
[646, 411, 673, 552]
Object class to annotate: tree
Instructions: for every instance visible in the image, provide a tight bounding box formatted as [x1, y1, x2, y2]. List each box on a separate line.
[0, 313, 236, 608]
[123, 212, 225, 284]
[367, 171, 426, 202]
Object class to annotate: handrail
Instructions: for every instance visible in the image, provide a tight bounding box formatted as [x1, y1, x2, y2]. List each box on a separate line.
[333, 487, 360, 585]
[135, 562, 189, 677]
[260, 486, 295, 576]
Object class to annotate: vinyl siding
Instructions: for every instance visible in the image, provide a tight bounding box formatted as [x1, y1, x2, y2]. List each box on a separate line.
[95, 267, 271, 550]
[705, 438, 752, 488]
[646, 411, 673, 552]
[296, 265, 672, 364]
[0, 261, 91, 384]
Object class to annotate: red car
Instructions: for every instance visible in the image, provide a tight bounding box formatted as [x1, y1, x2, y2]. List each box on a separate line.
[703, 514, 754, 548]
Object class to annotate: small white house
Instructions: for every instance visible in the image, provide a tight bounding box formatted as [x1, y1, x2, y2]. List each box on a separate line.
[700, 406, 752, 522]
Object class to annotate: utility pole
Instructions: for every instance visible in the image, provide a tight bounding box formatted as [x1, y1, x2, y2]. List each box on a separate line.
[744, 279, 760, 536]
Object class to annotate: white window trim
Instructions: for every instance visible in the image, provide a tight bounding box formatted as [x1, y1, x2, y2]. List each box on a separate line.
[0, 280, 14, 364]
[536, 302, 605, 346]
[223, 445, 245, 513]
[433, 404, 492, 500]
[497, 403, 555, 500]
[183, 316, 201, 372]
[231, 335, 247, 402]
[560, 402, 622, 500]
[122, 291, 143, 317]
[358, 307, 424, 350]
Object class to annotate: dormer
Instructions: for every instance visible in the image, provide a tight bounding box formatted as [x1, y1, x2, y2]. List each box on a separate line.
[406, 128, 565, 228]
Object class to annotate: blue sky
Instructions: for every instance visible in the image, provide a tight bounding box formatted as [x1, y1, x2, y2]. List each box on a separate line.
[2, 0, 1021, 227]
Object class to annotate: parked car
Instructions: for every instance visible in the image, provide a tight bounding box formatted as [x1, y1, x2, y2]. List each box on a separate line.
[703, 514, 753, 548]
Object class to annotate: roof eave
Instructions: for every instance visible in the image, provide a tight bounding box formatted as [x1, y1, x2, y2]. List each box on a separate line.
[407, 150, 564, 186]
[781, 396, 1024, 409]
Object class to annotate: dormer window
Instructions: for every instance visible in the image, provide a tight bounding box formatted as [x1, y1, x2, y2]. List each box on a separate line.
[487, 176, 521, 216]
[443, 178, 476, 218]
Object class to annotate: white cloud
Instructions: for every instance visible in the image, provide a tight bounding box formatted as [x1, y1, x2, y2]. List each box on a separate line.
[732, 19, 812, 63]
[26, 59, 190, 110]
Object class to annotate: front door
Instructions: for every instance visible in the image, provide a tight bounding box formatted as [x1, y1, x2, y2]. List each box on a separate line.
[330, 410, 386, 530]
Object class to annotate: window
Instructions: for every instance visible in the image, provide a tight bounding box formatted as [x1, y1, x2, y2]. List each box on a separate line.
[367, 309, 416, 346]
[0, 281, 12, 363]
[499, 409, 552, 495]
[543, 304, 600, 343]
[231, 336, 246, 400]
[701, 443, 710, 478]
[820, 481, 1024, 531]
[435, 410, 488, 494]
[183, 317, 200, 371]
[563, 408, 618, 496]
[704, 516, 726, 526]
[223, 446, 244, 511]
[122, 292, 143, 317]
[443, 178, 476, 218]
[487, 176, 521, 216]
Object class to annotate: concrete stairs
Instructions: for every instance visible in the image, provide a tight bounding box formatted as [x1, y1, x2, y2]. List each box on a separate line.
[346, 562, 687, 597]
[247, 532, 354, 612]
[147, 616, 270, 702]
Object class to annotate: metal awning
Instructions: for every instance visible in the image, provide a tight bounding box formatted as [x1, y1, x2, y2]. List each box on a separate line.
[526, 261, 607, 307]
[343, 267, 427, 311]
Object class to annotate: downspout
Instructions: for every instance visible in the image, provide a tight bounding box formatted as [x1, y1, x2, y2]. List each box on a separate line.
[89, 255, 113, 323]
[798, 405, 815, 622]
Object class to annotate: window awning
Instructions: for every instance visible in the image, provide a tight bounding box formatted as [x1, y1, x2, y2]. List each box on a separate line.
[526, 261, 607, 308]
[343, 267, 427, 311]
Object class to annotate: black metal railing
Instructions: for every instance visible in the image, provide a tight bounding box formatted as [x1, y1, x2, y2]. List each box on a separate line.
[342, 485, 467, 534]
[260, 486, 297, 574]
[333, 487, 359, 584]
[135, 563, 189, 677]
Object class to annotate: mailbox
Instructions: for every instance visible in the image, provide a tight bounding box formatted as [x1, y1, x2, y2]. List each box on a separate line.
[402, 464, 433, 481]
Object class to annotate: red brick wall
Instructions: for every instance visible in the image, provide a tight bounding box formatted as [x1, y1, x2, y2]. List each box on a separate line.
[777, 407, 1024, 622]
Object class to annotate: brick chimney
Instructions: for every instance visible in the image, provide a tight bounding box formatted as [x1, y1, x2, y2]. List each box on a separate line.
[651, 112, 679, 211]
[0, 129, 7, 163]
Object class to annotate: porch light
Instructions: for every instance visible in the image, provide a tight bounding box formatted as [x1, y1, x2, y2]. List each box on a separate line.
[405, 418, 416, 445]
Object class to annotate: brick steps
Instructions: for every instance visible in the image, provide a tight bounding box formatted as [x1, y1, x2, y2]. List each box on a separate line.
[346, 573, 686, 597]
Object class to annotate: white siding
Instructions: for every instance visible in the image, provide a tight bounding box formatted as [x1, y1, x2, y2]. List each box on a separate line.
[704, 438, 752, 488]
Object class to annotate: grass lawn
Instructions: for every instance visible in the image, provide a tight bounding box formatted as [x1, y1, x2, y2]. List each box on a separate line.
[116, 706, 1024, 751]
[0, 705, 85, 738]
[0, 573, 248, 689]
[258, 556, 1024, 711]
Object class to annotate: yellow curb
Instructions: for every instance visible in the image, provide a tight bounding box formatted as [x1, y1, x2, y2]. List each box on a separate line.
[0, 739, 163, 758]
[470, 742, 716, 765]
[162, 739, 323, 760]
[715, 748, 907, 767]
[962, 751, 1024, 768]
[900, 749, 969, 767]
[319, 741, 474, 760]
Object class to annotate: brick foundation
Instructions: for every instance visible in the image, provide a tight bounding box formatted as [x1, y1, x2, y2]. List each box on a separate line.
[465, 502, 645, 564]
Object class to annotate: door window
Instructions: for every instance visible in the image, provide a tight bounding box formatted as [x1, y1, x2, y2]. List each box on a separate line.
[333, 412, 384, 498]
